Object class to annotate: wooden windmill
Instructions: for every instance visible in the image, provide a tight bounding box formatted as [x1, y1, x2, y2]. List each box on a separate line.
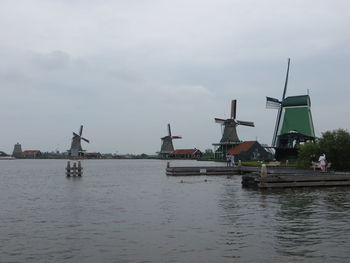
[69, 125, 90, 157]
[213, 100, 254, 157]
[159, 123, 182, 158]
[266, 58, 316, 160]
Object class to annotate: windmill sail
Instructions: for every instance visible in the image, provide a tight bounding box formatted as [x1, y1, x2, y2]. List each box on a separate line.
[231, 100, 237, 119]
[268, 58, 290, 147]
[266, 97, 281, 109]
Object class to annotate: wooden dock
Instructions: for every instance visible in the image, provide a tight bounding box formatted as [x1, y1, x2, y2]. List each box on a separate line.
[166, 162, 350, 188]
[166, 163, 257, 176]
[242, 166, 350, 188]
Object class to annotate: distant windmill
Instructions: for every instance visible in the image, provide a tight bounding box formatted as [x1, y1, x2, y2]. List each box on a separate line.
[266, 58, 315, 160]
[69, 125, 90, 157]
[159, 124, 182, 158]
[215, 100, 255, 143]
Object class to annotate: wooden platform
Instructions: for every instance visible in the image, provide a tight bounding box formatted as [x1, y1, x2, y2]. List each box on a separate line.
[242, 171, 350, 188]
[166, 165, 257, 176]
[167, 163, 350, 188]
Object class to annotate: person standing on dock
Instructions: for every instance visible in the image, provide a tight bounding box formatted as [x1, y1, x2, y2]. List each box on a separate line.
[318, 154, 327, 171]
[226, 154, 231, 167]
[230, 155, 235, 167]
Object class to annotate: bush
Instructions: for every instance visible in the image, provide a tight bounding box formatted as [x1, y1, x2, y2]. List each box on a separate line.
[298, 129, 350, 171]
[297, 141, 321, 168]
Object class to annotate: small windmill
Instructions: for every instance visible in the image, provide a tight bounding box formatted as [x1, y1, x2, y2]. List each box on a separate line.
[69, 125, 90, 157]
[266, 58, 315, 160]
[159, 124, 182, 158]
[215, 100, 255, 143]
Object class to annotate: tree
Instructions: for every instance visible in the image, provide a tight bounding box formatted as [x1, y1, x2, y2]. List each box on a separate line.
[297, 141, 320, 168]
[319, 129, 350, 171]
[298, 129, 350, 171]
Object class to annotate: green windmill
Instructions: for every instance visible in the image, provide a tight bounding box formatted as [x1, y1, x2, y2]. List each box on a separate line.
[266, 58, 316, 161]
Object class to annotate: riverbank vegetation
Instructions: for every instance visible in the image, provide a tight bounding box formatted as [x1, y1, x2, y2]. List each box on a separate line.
[298, 129, 350, 171]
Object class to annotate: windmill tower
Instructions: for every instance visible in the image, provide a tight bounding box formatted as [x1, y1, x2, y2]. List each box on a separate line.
[69, 125, 90, 157]
[213, 100, 254, 158]
[266, 58, 316, 160]
[159, 123, 182, 158]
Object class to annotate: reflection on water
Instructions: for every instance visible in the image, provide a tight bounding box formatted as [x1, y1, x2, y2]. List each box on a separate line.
[1, 160, 350, 263]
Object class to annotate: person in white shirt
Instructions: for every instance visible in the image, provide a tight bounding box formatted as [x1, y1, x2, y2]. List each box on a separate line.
[318, 154, 326, 171]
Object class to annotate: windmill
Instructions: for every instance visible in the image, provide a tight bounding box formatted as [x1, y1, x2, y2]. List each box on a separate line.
[266, 58, 316, 160]
[215, 100, 255, 142]
[213, 100, 254, 157]
[69, 125, 90, 157]
[159, 123, 182, 158]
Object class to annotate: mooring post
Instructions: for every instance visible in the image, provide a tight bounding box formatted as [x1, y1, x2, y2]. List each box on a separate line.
[167, 161, 170, 168]
[238, 160, 242, 174]
[260, 164, 268, 181]
[66, 161, 71, 177]
[72, 162, 77, 176]
[77, 161, 82, 176]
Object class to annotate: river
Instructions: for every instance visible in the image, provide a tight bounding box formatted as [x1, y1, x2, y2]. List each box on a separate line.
[1, 159, 350, 262]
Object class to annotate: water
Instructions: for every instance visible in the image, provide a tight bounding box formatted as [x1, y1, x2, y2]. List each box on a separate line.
[1, 159, 350, 263]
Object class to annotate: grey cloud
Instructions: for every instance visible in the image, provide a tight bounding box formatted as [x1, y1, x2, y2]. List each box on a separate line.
[1, 0, 350, 154]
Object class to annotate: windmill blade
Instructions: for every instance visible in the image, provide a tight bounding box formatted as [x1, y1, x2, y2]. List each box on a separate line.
[81, 137, 90, 143]
[79, 125, 83, 136]
[215, 118, 226, 124]
[271, 58, 290, 147]
[236, 120, 255, 127]
[73, 132, 80, 137]
[171, 136, 182, 139]
[272, 107, 282, 147]
[266, 97, 281, 109]
[231, 100, 237, 119]
[282, 58, 290, 100]
[167, 123, 172, 136]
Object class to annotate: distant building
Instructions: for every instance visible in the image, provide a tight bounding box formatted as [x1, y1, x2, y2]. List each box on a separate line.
[12, 143, 22, 158]
[170, 149, 202, 159]
[22, 150, 41, 158]
[226, 141, 271, 161]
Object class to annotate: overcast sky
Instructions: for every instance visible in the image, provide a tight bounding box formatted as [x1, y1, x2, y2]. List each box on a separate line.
[1, 0, 349, 154]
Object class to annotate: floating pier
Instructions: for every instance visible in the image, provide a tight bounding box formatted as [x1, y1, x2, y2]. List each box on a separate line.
[166, 162, 257, 176]
[66, 161, 83, 177]
[242, 165, 350, 188]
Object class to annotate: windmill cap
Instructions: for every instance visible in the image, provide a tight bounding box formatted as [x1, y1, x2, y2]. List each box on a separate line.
[282, 95, 311, 107]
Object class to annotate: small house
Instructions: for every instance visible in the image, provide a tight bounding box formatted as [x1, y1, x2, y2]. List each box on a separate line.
[226, 141, 271, 161]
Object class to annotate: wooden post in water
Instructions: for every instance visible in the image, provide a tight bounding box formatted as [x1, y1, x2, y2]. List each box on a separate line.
[66, 161, 71, 177]
[66, 161, 83, 177]
[260, 164, 267, 181]
[77, 161, 82, 176]
[72, 162, 77, 176]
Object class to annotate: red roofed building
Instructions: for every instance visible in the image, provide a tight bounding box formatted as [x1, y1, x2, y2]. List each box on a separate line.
[226, 141, 271, 161]
[170, 149, 202, 159]
[22, 150, 41, 158]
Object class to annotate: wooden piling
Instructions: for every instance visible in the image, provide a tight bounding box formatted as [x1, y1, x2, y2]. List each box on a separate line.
[66, 161, 83, 177]
[66, 161, 71, 177]
[260, 164, 267, 181]
[77, 161, 82, 176]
